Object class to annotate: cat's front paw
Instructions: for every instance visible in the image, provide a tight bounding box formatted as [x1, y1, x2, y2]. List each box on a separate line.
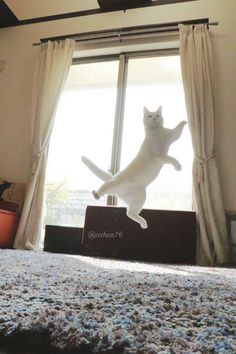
[180, 120, 187, 128]
[174, 162, 182, 171]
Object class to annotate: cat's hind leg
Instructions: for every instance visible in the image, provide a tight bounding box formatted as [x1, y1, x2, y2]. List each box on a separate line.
[127, 208, 148, 229]
[125, 189, 148, 229]
[92, 179, 121, 199]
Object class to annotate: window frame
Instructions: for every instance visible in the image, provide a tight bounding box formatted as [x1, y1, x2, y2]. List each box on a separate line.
[45, 47, 192, 228]
[72, 48, 179, 206]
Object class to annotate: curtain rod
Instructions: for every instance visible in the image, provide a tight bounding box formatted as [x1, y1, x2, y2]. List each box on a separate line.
[32, 18, 218, 46]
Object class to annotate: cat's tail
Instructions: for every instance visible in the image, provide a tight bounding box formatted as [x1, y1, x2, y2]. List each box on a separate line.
[81, 156, 112, 182]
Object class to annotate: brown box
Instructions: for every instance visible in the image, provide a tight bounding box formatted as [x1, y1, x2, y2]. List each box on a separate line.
[82, 206, 196, 264]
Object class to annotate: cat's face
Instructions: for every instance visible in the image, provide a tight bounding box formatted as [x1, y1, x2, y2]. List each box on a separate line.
[143, 106, 163, 128]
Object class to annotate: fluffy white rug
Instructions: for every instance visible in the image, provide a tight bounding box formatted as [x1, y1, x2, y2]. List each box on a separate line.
[0, 249, 235, 353]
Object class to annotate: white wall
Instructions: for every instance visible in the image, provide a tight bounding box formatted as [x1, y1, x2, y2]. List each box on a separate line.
[0, 0, 236, 212]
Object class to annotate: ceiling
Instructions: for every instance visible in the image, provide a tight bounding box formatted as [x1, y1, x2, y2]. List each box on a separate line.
[0, 0, 197, 28]
[5, 0, 98, 20]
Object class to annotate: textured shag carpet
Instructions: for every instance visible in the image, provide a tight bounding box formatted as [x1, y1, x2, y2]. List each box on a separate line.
[0, 250, 235, 354]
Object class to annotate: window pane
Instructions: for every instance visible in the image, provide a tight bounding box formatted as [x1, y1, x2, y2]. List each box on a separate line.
[45, 61, 119, 227]
[120, 55, 193, 210]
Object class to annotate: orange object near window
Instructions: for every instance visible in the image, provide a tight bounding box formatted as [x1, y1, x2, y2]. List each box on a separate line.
[0, 209, 20, 248]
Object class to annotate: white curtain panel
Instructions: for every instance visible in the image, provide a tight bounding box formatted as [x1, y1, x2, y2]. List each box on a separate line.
[179, 24, 230, 265]
[14, 39, 75, 250]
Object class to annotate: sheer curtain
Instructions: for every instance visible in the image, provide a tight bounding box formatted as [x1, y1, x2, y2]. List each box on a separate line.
[14, 39, 75, 250]
[179, 24, 230, 265]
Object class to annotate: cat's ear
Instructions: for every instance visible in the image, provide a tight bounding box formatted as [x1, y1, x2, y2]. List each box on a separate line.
[157, 106, 162, 115]
[143, 106, 149, 115]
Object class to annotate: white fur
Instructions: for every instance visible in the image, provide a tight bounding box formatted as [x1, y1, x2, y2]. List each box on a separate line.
[82, 106, 187, 229]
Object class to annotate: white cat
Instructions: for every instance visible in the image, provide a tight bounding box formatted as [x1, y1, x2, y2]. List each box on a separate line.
[82, 106, 187, 229]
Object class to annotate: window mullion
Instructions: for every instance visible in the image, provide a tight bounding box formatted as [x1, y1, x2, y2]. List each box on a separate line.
[107, 54, 128, 206]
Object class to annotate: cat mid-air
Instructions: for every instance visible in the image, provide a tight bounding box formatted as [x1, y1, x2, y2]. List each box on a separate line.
[82, 106, 187, 229]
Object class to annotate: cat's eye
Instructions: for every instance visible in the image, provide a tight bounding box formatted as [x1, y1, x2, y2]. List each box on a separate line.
[156, 115, 159, 118]
[148, 115, 152, 118]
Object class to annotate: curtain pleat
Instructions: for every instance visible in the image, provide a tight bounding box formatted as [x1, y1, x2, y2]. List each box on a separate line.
[14, 39, 75, 250]
[179, 24, 230, 265]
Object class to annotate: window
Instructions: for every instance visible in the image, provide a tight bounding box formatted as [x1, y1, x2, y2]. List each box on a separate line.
[45, 50, 193, 227]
